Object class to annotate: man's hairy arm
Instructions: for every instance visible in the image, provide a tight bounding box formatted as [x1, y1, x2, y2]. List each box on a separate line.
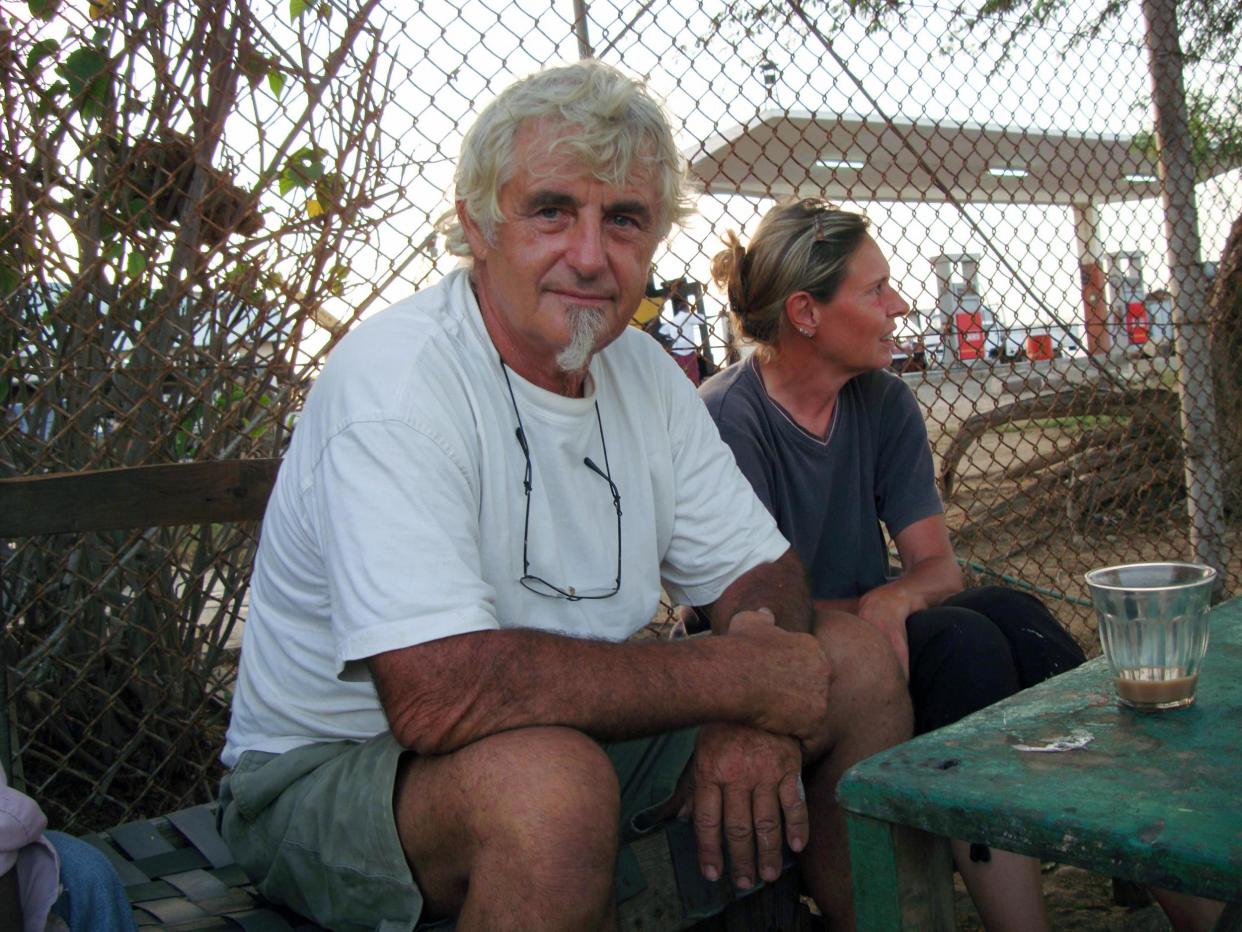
[685, 549, 820, 886]
[703, 548, 815, 634]
[369, 613, 828, 756]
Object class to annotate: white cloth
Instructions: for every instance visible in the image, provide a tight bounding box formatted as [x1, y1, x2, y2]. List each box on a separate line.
[0, 766, 61, 932]
[224, 268, 788, 765]
[658, 302, 701, 353]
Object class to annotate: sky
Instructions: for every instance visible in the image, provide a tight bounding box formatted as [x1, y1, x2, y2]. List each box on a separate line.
[4, 0, 1238, 364]
[336, 0, 1240, 360]
[604, 0, 1238, 358]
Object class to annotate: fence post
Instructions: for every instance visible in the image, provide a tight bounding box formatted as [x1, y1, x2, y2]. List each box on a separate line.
[1141, 0, 1226, 577]
[1073, 204, 1111, 356]
[572, 0, 593, 58]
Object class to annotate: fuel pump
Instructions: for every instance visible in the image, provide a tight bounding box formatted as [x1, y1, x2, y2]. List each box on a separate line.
[932, 254, 999, 366]
[1105, 252, 1150, 353]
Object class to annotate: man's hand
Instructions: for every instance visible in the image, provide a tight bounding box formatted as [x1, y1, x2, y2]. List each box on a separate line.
[855, 583, 913, 679]
[689, 723, 807, 891]
[725, 611, 832, 757]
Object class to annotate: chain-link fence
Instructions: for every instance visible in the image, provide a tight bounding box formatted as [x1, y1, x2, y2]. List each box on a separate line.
[2, 0, 1239, 833]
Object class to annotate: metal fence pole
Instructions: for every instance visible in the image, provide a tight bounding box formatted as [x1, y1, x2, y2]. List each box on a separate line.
[1141, 0, 1226, 576]
[1073, 204, 1112, 355]
[572, 0, 593, 58]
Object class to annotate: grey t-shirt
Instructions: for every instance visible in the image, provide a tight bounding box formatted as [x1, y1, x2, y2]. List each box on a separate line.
[700, 356, 943, 600]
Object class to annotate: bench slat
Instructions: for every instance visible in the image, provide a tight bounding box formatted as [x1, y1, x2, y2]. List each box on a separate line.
[170, 805, 238, 870]
[0, 458, 281, 537]
[108, 818, 178, 860]
[81, 832, 154, 887]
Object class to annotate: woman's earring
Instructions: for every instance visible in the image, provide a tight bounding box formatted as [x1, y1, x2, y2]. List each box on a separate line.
[798, 327, 815, 338]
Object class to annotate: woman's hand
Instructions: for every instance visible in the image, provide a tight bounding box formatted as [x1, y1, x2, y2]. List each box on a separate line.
[855, 583, 915, 679]
[855, 513, 965, 679]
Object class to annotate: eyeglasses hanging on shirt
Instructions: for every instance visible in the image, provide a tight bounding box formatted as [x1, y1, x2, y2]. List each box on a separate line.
[498, 355, 622, 601]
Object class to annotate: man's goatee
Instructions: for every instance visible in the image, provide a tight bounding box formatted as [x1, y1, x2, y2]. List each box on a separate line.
[557, 305, 609, 373]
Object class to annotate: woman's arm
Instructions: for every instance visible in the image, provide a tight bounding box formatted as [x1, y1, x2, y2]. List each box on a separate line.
[813, 596, 860, 614]
[854, 513, 963, 677]
[888, 512, 963, 608]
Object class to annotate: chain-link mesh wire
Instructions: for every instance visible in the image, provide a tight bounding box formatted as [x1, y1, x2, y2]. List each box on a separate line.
[1, 0, 1239, 832]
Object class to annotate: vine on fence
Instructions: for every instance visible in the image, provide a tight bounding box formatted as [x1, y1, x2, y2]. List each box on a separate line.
[1, 0, 402, 830]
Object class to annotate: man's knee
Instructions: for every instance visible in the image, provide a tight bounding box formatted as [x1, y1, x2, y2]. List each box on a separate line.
[480, 727, 621, 848]
[473, 728, 620, 910]
[815, 609, 905, 700]
[907, 607, 1019, 732]
[948, 587, 1086, 680]
[812, 609, 912, 741]
[398, 726, 620, 921]
[909, 606, 1010, 671]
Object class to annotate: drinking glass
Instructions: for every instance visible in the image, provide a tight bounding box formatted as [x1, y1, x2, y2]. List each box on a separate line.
[1084, 561, 1216, 710]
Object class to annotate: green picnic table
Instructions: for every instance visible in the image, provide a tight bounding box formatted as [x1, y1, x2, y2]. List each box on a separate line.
[837, 593, 1242, 929]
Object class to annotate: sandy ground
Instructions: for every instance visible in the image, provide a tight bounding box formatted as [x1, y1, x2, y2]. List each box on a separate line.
[954, 865, 1176, 931]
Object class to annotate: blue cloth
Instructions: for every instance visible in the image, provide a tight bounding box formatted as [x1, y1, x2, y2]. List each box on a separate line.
[46, 831, 136, 932]
[700, 360, 942, 600]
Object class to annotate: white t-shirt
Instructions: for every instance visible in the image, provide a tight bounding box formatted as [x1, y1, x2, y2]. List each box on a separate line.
[223, 269, 789, 766]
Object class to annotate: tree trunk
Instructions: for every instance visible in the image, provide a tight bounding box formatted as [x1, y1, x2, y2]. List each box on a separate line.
[1141, 0, 1227, 574]
[1208, 209, 1242, 513]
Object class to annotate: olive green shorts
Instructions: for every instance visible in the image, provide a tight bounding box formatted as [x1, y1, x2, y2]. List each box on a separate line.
[218, 728, 698, 930]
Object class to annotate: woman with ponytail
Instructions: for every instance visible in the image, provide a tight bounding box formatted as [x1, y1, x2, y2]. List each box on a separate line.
[699, 197, 1086, 932]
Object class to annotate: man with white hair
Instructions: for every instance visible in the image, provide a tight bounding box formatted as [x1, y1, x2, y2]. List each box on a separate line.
[219, 60, 911, 931]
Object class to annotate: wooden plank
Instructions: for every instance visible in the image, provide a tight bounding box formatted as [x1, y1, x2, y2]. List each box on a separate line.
[838, 599, 1242, 903]
[846, 813, 954, 931]
[80, 832, 154, 887]
[168, 806, 238, 871]
[619, 829, 688, 931]
[0, 459, 281, 537]
[694, 870, 809, 932]
[618, 821, 807, 931]
[109, 818, 179, 860]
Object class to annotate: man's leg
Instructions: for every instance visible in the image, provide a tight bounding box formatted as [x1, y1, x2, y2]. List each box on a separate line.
[800, 608, 914, 929]
[394, 725, 622, 932]
[942, 587, 1085, 688]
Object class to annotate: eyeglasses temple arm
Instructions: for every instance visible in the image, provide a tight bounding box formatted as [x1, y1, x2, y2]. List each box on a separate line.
[583, 456, 622, 514]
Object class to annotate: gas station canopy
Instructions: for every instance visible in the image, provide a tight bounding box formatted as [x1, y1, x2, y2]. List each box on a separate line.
[688, 109, 1175, 207]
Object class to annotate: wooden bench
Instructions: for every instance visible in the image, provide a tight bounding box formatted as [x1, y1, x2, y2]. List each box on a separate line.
[1, 459, 811, 931]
